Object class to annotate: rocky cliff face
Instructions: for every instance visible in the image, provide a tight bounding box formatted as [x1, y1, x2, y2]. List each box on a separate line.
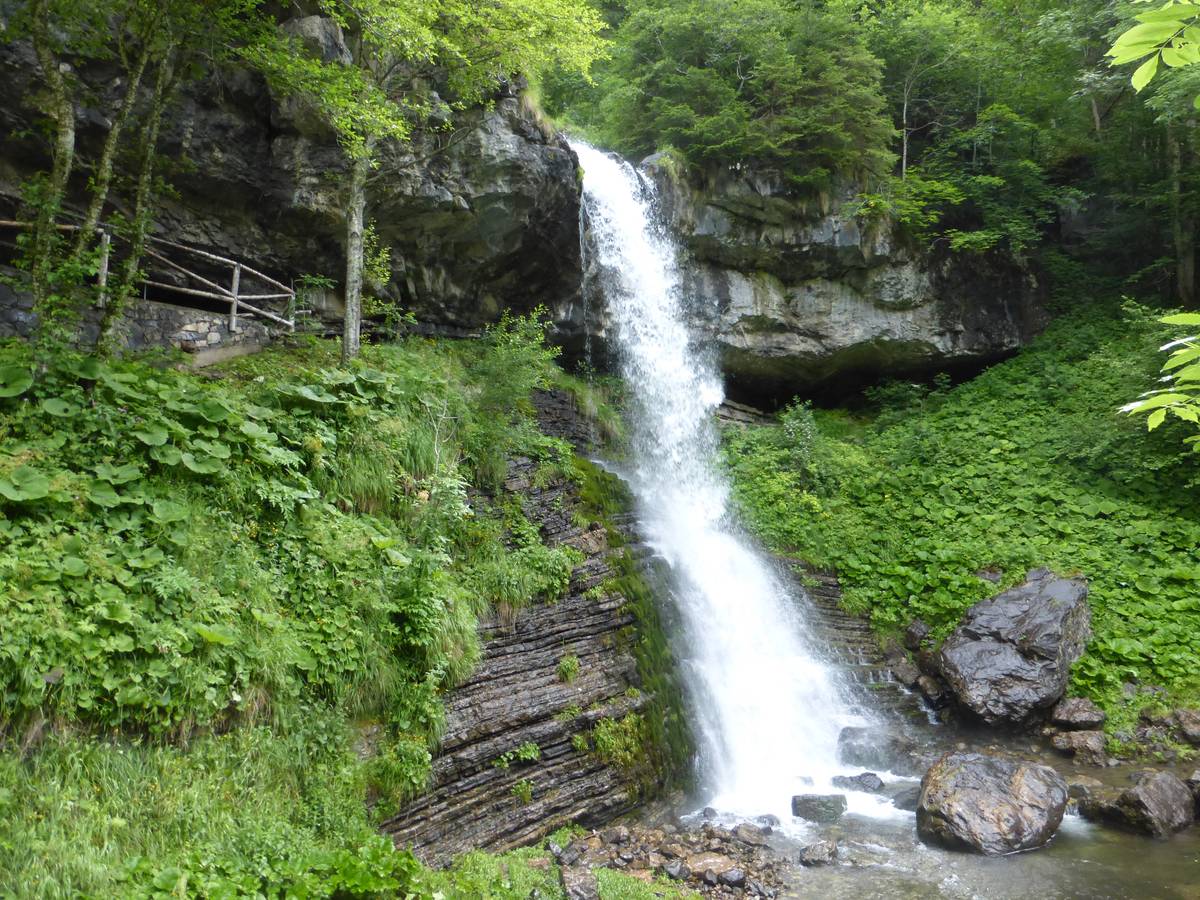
[0, 19, 585, 344]
[641, 157, 1048, 398]
[383, 391, 691, 865]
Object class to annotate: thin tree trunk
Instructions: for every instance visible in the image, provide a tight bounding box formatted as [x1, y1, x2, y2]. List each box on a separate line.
[28, 0, 76, 325]
[99, 54, 174, 353]
[1168, 124, 1196, 308]
[342, 151, 371, 364]
[901, 91, 909, 180]
[73, 37, 156, 260]
[1090, 97, 1103, 137]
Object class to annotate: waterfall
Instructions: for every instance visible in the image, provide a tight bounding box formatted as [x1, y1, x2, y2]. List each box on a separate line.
[572, 141, 890, 825]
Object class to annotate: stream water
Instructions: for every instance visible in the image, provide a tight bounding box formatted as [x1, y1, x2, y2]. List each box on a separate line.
[572, 140, 1200, 898]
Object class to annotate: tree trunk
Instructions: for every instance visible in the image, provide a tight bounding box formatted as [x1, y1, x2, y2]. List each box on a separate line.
[73, 38, 155, 260]
[901, 91, 910, 180]
[1168, 124, 1196, 308]
[342, 152, 371, 364]
[28, 0, 76, 339]
[98, 54, 174, 353]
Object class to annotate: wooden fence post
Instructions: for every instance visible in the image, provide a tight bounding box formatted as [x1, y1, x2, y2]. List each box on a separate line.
[229, 261, 241, 333]
[96, 229, 110, 308]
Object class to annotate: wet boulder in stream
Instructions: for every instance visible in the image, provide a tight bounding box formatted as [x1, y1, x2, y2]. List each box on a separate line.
[938, 569, 1091, 725]
[1080, 771, 1195, 837]
[916, 753, 1068, 855]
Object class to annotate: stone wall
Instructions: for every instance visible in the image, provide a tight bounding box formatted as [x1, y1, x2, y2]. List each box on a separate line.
[0, 276, 275, 358]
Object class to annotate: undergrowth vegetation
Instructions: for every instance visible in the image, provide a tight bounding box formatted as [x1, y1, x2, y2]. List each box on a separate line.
[0, 315, 589, 896]
[722, 302, 1200, 722]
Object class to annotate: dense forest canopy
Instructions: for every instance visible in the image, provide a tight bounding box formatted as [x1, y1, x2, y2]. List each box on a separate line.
[546, 0, 1200, 301]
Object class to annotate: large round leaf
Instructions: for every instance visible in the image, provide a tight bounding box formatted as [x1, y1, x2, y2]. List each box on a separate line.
[0, 465, 50, 501]
[41, 398, 78, 417]
[0, 365, 33, 398]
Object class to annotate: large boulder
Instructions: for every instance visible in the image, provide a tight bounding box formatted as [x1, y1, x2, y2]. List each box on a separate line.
[916, 753, 1068, 855]
[641, 159, 1046, 397]
[1080, 771, 1195, 837]
[938, 569, 1091, 725]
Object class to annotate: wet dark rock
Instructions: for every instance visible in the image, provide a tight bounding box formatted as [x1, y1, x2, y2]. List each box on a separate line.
[662, 859, 690, 881]
[891, 657, 922, 688]
[1051, 697, 1107, 730]
[1050, 730, 1108, 766]
[791, 794, 848, 823]
[603, 825, 631, 845]
[798, 840, 838, 866]
[1175, 709, 1200, 745]
[755, 814, 781, 829]
[832, 772, 885, 793]
[731, 823, 770, 847]
[938, 569, 1091, 725]
[702, 806, 718, 819]
[746, 878, 773, 897]
[1066, 775, 1104, 803]
[917, 675, 949, 707]
[719, 867, 747, 888]
[905, 619, 932, 652]
[892, 786, 922, 812]
[1080, 771, 1195, 837]
[1184, 771, 1200, 816]
[837, 726, 925, 776]
[916, 753, 1068, 855]
[702, 869, 719, 886]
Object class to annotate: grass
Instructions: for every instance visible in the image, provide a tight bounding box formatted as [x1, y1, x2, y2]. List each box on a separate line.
[722, 300, 1200, 724]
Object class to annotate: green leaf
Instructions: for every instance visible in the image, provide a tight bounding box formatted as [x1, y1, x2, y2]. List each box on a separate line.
[1113, 21, 1188, 51]
[192, 439, 231, 460]
[1132, 54, 1161, 91]
[41, 398, 77, 417]
[94, 462, 141, 485]
[87, 480, 124, 508]
[132, 424, 169, 446]
[151, 500, 189, 523]
[194, 624, 237, 646]
[0, 465, 50, 501]
[197, 399, 232, 423]
[150, 445, 182, 466]
[239, 421, 274, 441]
[1135, 3, 1200, 25]
[1148, 407, 1168, 430]
[0, 365, 34, 398]
[61, 556, 88, 577]
[181, 452, 224, 474]
[1161, 312, 1200, 325]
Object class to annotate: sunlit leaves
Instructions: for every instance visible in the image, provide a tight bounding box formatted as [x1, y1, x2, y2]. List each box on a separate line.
[1108, 2, 1200, 93]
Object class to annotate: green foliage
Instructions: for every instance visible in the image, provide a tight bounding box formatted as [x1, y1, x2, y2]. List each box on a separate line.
[557, 654, 582, 683]
[1123, 310, 1200, 435]
[0, 314, 574, 894]
[510, 779, 535, 804]
[1108, 1, 1200, 100]
[590, 714, 647, 772]
[723, 302, 1200, 717]
[552, 0, 894, 187]
[493, 742, 541, 769]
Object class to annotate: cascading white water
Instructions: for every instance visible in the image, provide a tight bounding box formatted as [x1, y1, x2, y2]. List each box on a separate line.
[572, 141, 892, 825]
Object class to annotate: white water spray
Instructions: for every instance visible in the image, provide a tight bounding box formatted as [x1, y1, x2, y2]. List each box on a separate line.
[573, 141, 890, 825]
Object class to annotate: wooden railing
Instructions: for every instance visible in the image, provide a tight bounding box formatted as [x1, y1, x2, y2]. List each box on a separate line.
[0, 220, 296, 332]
